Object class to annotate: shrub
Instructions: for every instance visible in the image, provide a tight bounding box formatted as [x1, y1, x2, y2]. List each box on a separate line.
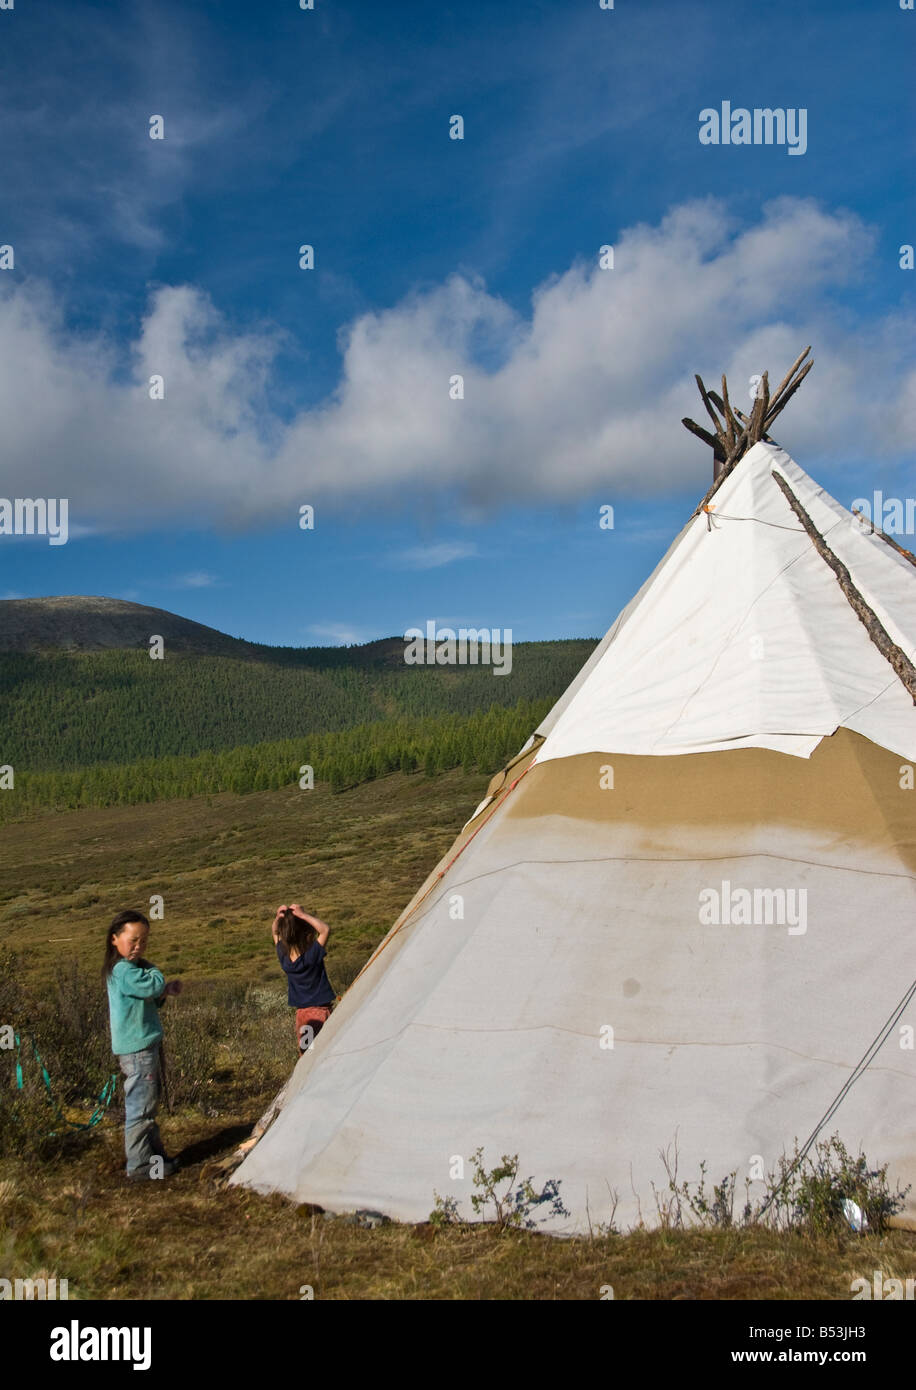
[0, 949, 111, 1159]
[663, 1133, 909, 1236]
[771, 1134, 909, 1235]
[432, 1147, 569, 1233]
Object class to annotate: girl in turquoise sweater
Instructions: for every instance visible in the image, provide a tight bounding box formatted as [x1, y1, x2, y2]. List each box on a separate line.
[103, 909, 182, 1180]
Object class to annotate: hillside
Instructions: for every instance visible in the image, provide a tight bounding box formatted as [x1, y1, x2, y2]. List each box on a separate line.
[0, 595, 271, 656]
[0, 597, 595, 774]
[0, 596, 424, 667]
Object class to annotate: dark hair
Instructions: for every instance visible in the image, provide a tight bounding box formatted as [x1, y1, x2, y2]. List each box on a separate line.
[276, 908, 317, 959]
[102, 909, 151, 978]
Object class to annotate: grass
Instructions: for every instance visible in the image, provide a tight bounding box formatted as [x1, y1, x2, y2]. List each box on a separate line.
[2, 1127, 914, 1299]
[0, 767, 487, 993]
[1, 771, 915, 1299]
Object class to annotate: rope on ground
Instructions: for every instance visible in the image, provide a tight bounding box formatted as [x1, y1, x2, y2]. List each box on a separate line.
[12, 1030, 118, 1135]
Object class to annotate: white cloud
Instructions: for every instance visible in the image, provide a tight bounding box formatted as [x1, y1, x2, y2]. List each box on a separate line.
[174, 570, 219, 588]
[387, 541, 479, 569]
[306, 623, 368, 646]
[2, 197, 913, 531]
[66, 522, 104, 540]
[618, 526, 680, 545]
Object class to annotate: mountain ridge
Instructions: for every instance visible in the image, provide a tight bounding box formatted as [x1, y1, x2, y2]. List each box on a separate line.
[0, 596, 407, 663]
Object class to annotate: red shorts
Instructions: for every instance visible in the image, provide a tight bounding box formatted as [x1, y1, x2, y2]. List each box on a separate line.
[296, 1005, 332, 1053]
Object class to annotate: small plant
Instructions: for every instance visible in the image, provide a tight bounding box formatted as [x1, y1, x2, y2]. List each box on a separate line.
[661, 1132, 910, 1236]
[429, 1191, 461, 1228]
[584, 1185, 620, 1239]
[429, 1147, 570, 1233]
[673, 1160, 744, 1230]
[767, 1134, 909, 1236]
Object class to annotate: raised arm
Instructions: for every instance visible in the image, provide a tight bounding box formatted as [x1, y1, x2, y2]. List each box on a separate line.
[116, 960, 166, 999]
[291, 904, 331, 947]
[271, 906, 287, 945]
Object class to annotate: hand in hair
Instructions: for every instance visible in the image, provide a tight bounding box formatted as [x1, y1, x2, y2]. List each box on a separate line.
[290, 904, 331, 948]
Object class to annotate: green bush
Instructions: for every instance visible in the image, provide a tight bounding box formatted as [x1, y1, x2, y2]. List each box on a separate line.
[432, 1147, 569, 1233]
[0, 949, 112, 1159]
[773, 1134, 909, 1235]
[663, 1133, 910, 1236]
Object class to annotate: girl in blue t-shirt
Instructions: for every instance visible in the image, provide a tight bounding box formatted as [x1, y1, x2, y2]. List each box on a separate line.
[272, 904, 335, 1054]
[103, 909, 182, 1180]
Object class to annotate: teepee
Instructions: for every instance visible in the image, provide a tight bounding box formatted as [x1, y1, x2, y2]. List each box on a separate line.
[232, 352, 916, 1233]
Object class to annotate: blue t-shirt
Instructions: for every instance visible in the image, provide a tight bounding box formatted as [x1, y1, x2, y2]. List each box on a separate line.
[107, 958, 165, 1055]
[276, 940, 334, 1007]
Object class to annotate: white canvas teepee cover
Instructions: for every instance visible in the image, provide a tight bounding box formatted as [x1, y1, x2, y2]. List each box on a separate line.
[232, 443, 916, 1233]
[533, 445, 915, 762]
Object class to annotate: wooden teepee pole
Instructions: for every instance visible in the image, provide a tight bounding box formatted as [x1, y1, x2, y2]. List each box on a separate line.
[772, 470, 916, 704]
[683, 348, 812, 486]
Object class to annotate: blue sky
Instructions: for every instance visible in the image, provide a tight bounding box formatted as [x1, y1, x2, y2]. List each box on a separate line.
[0, 0, 913, 645]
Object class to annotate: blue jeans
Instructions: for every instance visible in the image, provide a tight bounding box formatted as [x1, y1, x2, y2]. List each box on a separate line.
[119, 1046, 164, 1176]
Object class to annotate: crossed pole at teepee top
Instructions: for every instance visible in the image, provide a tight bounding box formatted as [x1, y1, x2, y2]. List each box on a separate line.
[682, 345, 813, 483]
[681, 346, 916, 705]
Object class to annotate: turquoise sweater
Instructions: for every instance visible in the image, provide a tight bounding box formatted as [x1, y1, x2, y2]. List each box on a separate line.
[107, 958, 165, 1056]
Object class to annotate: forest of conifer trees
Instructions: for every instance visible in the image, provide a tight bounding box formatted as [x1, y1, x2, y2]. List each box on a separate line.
[0, 639, 595, 822]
